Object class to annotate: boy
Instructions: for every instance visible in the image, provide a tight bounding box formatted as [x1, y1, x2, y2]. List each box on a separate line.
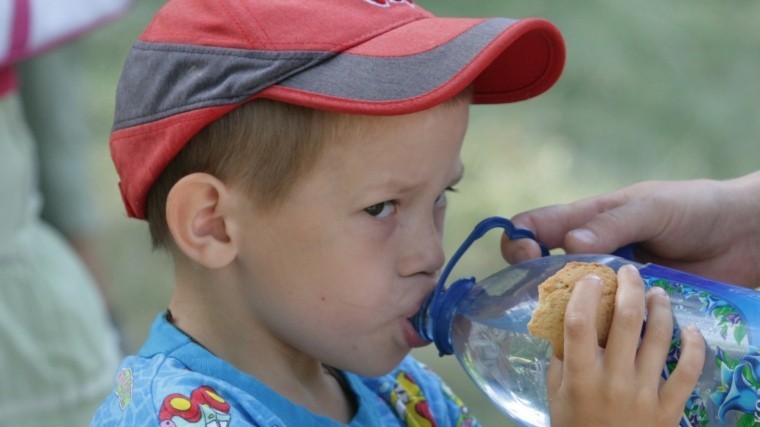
[92, 0, 700, 425]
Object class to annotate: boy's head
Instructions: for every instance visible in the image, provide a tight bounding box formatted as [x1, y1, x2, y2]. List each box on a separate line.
[110, 0, 565, 226]
[108, 0, 567, 376]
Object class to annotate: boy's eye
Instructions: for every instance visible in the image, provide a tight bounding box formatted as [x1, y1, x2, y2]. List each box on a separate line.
[365, 201, 395, 218]
[435, 186, 458, 207]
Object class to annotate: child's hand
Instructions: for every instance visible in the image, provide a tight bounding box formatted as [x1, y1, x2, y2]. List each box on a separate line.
[547, 265, 705, 427]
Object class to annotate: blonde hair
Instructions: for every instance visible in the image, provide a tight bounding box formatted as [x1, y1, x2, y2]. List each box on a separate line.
[146, 91, 472, 249]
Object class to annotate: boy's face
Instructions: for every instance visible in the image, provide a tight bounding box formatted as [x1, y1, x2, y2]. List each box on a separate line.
[232, 100, 469, 376]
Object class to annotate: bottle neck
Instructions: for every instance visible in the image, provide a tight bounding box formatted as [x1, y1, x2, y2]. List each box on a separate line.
[411, 277, 475, 356]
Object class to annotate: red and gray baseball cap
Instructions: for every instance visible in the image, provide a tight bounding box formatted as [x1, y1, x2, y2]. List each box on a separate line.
[111, 0, 566, 219]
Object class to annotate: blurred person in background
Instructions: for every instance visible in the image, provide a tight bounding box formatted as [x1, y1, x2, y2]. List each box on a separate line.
[0, 0, 131, 424]
[19, 40, 127, 349]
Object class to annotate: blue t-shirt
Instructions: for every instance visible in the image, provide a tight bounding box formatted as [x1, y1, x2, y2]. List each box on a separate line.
[91, 314, 480, 427]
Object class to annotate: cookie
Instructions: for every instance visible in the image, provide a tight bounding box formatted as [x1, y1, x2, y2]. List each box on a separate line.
[527, 261, 618, 359]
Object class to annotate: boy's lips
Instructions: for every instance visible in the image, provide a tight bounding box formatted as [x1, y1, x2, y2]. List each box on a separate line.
[402, 285, 436, 348]
[403, 318, 430, 348]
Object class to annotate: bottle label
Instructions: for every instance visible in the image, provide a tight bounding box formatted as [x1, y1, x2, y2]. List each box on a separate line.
[640, 264, 760, 427]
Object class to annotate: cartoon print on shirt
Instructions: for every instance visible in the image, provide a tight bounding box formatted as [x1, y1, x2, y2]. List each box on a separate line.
[158, 385, 231, 427]
[115, 368, 134, 410]
[391, 371, 437, 427]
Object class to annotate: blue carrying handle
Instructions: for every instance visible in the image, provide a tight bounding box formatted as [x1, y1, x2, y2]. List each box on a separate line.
[437, 217, 550, 289]
[424, 216, 549, 355]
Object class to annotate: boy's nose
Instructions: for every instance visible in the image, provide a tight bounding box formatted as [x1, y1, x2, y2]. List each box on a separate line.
[399, 218, 446, 278]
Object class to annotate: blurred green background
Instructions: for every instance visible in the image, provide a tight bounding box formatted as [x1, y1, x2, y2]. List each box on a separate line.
[66, 0, 760, 425]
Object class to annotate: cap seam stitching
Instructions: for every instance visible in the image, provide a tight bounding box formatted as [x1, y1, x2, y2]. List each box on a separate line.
[132, 42, 335, 58]
[220, 0, 264, 48]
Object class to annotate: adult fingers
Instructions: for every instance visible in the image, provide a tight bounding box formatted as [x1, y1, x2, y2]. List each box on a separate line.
[500, 234, 544, 264]
[508, 190, 663, 256]
[510, 202, 605, 250]
[562, 200, 663, 255]
[503, 200, 606, 263]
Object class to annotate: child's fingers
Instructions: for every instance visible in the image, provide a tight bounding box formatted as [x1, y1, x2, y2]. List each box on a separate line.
[659, 325, 705, 418]
[603, 264, 646, 371]
[562, 275, 603, 377]
[636, 286, 674, 385]
[546, 354, 564, 398]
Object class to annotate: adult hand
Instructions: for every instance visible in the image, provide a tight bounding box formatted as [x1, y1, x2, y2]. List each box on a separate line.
[501, 172, 760, 288]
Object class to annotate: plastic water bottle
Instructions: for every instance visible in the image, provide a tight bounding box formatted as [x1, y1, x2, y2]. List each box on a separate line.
[411, 217, 760, 427]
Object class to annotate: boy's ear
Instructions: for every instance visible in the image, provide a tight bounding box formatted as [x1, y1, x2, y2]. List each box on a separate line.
[166, 173, 237, 268]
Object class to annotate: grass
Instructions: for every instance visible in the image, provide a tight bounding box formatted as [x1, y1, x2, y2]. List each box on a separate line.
[61, 0, 760, 425]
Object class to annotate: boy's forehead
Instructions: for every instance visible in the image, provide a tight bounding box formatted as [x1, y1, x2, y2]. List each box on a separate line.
[318, 102, 468, 174]
[327, 97, 470, 143]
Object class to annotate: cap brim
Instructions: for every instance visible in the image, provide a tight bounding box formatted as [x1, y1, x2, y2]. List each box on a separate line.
[257, 17, 565, 115]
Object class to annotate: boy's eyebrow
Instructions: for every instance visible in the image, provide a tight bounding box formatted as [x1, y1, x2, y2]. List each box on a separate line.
[372, 165, 464, 194]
